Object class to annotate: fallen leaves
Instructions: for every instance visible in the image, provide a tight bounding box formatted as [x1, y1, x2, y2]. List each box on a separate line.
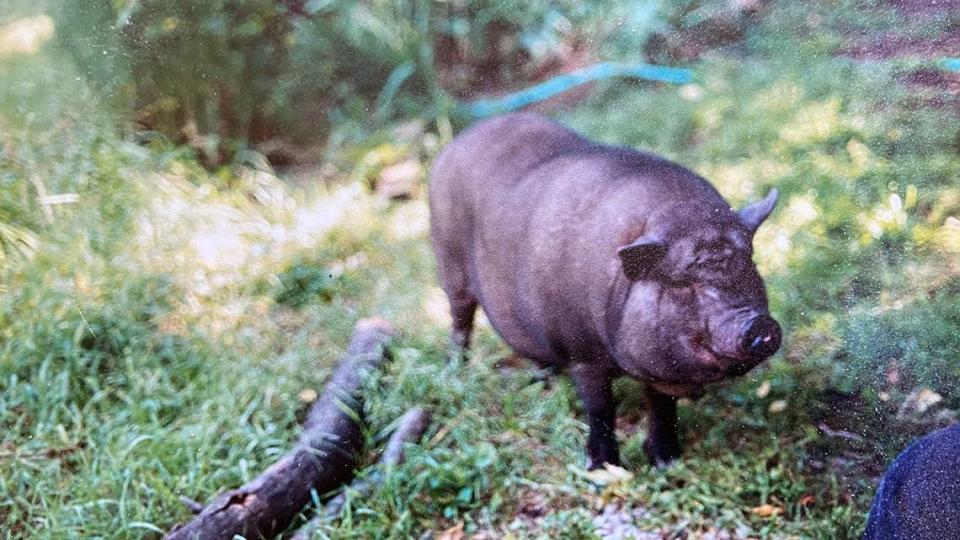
[377, 158, 423, 199]
[570, 463, 637, 508]
[817, 423, 865, 443]
[749, 503, 783, 518]
[578, 464, 635, 487]
[767, 399, 788, 414]
[755, 381, 787, 414]
[436, 521, 464, 540]
[897, 388, 944, 418]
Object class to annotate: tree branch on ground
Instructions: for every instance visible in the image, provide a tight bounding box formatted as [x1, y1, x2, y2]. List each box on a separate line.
[291, 406, 432, 540]
[164, 317, 394, 540]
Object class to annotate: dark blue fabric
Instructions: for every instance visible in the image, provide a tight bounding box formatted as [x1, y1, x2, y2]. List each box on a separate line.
[864, 423, 960, 540]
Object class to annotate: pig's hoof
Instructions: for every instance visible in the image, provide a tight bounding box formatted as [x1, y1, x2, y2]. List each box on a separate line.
[587, 458, 611, 471]
[445, 347, 469, 364]
[644, 439, 681, 469]
[586, 455, 621, 471]
[527, 366, 558, 387]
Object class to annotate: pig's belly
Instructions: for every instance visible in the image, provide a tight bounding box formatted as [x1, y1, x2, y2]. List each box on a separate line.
[473, 273, 557, 366]
[469, 182, 566, 366]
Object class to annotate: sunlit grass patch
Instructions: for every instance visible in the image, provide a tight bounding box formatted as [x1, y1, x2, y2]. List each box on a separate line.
[0, 15, 55, 59]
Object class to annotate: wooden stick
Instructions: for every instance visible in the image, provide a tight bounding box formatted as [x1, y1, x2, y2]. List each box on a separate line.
[165, 318, 394, 540]
[290, 407, 432, 540]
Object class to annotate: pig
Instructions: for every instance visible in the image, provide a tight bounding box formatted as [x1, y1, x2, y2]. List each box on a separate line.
[428, 113, 782, 468]
[863, 423, 960, 540]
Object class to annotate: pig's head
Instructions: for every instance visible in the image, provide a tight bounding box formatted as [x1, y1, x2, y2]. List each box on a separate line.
[611, 189, 782, 392]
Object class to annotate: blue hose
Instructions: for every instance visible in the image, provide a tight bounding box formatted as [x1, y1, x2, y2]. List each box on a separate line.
[459, 62, 694, 118]
[940, 58, 960, 72]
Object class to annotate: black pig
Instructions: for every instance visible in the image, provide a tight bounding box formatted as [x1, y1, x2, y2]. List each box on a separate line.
[863, 423, 960, 540]
[429, 113, 782, 468]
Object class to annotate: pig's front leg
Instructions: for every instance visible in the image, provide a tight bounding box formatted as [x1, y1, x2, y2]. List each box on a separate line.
[644, 387, 681, 467]
[570, 363, 619, 469]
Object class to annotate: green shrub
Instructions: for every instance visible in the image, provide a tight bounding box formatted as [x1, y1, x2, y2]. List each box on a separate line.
[43, 0, 664, 163]
[838, 282, 960, 402]
[273, 262, 341, 308]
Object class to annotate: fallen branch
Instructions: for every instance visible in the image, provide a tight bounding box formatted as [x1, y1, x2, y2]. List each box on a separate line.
[165, 317, 394, 540]
[178, 496, 204, 515]
[817, 422, 866, 443]
[290, 406, 432, 540]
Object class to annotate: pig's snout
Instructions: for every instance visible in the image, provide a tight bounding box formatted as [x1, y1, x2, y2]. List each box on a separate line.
[741, 315, 781, 361]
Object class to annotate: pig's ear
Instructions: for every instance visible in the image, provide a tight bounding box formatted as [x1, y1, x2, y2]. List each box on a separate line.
[737, 188, 779, 234]
[617, 237, 667, 280]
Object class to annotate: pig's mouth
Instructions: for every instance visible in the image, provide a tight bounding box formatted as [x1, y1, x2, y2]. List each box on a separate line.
[687, 336, 756, 379]
[690, 348, 739, 380]
[651, 381, 702, 397]
[703, 348, 756, 376]
[616, 334, 757, 388]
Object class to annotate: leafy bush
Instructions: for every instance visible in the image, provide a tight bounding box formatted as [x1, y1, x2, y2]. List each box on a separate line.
[838, 282, 960, 403]
[273, 261, 341, 308]
[44, 0, 665, 163]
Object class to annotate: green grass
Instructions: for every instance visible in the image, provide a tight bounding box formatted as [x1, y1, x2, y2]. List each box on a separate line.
[2, 1, 960, 538]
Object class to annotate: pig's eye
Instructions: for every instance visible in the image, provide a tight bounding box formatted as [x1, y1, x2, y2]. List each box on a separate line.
[692, 241, 734, 268]
[664, 274, 695, 289]
[693, 250, 732, 273]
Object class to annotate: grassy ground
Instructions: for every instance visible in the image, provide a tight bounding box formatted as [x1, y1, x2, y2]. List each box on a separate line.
[2, 1, 960, 539]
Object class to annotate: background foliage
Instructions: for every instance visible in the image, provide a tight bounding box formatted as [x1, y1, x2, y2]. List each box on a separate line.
[1, 0, 959, 538]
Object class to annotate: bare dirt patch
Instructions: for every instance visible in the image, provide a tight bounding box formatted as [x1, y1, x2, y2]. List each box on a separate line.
[842, 30, 960, 61]
[888, 0, 960, 17]
[838, 2, 960, 103]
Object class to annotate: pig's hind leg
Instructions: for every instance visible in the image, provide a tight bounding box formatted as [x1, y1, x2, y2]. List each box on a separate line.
[448, 290, 477, 354]
[436, 261, 478, 356]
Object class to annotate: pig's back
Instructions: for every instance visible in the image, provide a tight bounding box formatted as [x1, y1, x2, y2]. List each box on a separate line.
[429, 113, 590, 205]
